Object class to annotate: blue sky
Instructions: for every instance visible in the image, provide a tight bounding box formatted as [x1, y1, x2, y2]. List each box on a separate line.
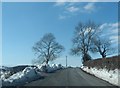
[2, 2, 118, 67]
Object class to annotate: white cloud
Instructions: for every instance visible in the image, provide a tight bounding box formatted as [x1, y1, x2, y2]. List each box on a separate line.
[58, 15, 66, 19]
[84, 3, 95, 12]
[111, 22, 118, 27]
[100, 22, 118, 28]
[54, 2, 65, 6]
[54, 2, 98, 19]
[99, 22, 118, 35]
[66, 6, 79, 12]
[57, 3, 80, 20]
[99, 23, 108, 29]
[54, 0, 72, 6]
[110, 35, 118, 43]
[99, 22, 118, 44]
[118, 36, 120, 44]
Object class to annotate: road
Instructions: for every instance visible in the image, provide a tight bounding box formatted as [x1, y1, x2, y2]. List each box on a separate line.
[25, 67, 116, 87]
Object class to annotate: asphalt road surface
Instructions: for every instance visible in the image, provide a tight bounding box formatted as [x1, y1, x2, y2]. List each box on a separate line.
[25, 67, 116, 87]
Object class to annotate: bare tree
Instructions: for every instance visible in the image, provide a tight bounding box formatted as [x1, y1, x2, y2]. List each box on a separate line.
[71, 21, 100, 63]
[32, 33, 64, 64]
[90, 36, 114, 58]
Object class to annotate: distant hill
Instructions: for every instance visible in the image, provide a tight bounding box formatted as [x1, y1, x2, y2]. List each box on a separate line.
[1, 65, 37, 74]
[0, 66, 12, 72]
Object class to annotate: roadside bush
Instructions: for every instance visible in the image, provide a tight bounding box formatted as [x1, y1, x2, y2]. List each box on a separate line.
[83, 55, 120, 70]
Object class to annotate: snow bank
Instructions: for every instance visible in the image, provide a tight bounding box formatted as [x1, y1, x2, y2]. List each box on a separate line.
[1, 64, 64, 86]
[0, 71, 11, 80]
[81, 66, 120, 86]
[2, 67, 42, 86]
[47, 64, 63, 73]
[0, 66, 13, 80]
[37, 64, 63, 73]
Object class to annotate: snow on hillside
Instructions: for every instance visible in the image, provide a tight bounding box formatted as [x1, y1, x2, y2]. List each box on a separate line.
[1, 64, 63, 86]
[81, 66, 120, 86]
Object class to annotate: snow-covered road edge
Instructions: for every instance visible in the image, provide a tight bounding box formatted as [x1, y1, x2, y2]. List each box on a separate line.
[1, 64, 64, 86]
[81, 66, 120, 86]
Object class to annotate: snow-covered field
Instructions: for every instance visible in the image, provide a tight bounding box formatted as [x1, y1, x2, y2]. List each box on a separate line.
[1, 64, 63, 86]
[81, 66, 120, 86]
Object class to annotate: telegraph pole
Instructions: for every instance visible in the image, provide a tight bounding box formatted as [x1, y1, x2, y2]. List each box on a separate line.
[66, 56, 67, 68]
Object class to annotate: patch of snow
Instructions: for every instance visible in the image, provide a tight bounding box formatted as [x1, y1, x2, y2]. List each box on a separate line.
[81, 66, 119, 86]
[0, 71, 12, 80]
[2, 67, 42, 86]
[2, 64, 64, 86]
[47, 64, 62, 73]
[37, 64, 63, 73]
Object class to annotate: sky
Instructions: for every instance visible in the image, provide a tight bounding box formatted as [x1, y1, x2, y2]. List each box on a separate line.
[2, 2, 118, 67]
[1, 0, 120, 2]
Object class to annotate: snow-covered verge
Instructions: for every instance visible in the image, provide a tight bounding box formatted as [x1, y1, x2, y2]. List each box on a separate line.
[1, 67, 42, 86]
[81, 66, 120, 86]
[1, 64, 63, 86]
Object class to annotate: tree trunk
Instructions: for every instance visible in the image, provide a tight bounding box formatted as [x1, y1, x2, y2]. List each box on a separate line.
[46, 59, 49, 64]
[44, 59, 49, 72]
[82, 53, 91, 63]
[101, 53, 106, 58]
